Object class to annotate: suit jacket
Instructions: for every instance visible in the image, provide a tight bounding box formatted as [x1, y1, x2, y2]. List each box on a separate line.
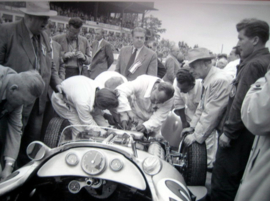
[163, 55, 180, 84]
[90, 39, 114, 79]
[0, 19, 61, 115]
[115, 45, 158, 81]
[0, 65, 23, 160]
[53, 33, 91, 77]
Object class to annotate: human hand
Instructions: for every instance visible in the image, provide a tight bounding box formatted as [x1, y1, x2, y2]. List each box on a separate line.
[136, 124, 147, 133]
[0, 164, 13, 180]
[127, 111, 138, 125]
[121, 120, 130, 130]
[76, 51, 86, 61]
[219, 133, 231, 148]
[184, 134, 196, 146]
[64, 51, 75, 60]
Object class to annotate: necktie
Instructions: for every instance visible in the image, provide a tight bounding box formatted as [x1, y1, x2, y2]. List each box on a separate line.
[32, 35, 40, 73]
[125, 48, 137, 76]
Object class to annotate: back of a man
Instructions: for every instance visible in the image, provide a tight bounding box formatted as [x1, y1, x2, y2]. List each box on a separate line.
[211, 18, 270, 201]
[115, 27, 158, 81]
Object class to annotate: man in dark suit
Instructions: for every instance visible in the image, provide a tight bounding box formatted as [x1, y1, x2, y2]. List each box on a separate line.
[115, 27, 158, 81]
[0, 67, 45, 179]
[90, 28, 114, 79]
[0, 2, 62, 167]
[53, 17, 91, 79]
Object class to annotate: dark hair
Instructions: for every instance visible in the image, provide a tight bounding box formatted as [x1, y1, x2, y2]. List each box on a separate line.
[176, 69, 195, 85]
[236, 18, 269, 44]
[95, 88, 119, 109]
[157, 82, 175, 100]
[217, 53, 227, 60]
[69, 17, 83, 29]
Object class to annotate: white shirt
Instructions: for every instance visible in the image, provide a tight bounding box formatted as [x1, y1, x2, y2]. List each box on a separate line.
[173, 78, 202, 122]
[60, 76, 101, 126]
[116, 75, 173, 132]
[94, 71, 127, 89]
[222, 58, 240, 79]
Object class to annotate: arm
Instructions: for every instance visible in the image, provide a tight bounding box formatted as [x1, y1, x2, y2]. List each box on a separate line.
[75, 102, 98, 126]
[224, 62, 267, 139]
[114, 49, 122, 73]
[175, 109, 189, 128]
[241, 71, 270, 136]
[143, 98, 173, 132]
[83, 39, 91, 65]
[146, 52, 158, 77]
[0, 25, 7, 64]
[50, 60, 62, 92]
[105, 43, 114, 68]
[193, 80, 231, 143]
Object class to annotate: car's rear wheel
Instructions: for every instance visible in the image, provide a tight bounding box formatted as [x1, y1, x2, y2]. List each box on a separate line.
[180, 140, 207, 186]
[44, 117, 70, 148]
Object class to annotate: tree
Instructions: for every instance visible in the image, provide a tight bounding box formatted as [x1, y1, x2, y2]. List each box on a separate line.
[142, 15, 166, 40]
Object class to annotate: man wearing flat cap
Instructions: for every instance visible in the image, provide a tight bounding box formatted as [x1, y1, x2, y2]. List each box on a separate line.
[0, 2, 62, 167]
[183, 47, 233, 169]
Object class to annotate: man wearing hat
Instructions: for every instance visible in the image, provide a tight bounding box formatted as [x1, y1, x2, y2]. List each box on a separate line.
[183, 47, 232, 168]
[0, 2, 62, 167]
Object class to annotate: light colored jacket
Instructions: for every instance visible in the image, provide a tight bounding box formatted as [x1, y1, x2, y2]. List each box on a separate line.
[190, 67, 233, 143]
[235, 70, 270, 201]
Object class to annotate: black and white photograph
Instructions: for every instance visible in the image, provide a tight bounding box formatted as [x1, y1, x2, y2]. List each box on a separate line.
[0, 0, 270, 200]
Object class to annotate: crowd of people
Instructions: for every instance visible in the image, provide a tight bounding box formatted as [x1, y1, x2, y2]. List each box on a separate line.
[0, 2, 270, 201]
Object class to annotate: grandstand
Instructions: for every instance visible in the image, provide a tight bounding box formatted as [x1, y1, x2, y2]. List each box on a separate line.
[0, 1, 157, 36]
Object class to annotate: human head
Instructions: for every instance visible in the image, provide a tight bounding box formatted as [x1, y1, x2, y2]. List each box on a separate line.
[170, 45, 180, 58]
[150, 81, 174, 104]
[177, 52, 185, 64]
[67, 17, 83, 41]
[95, 88, 119, 110]
[228, 46, 240, 62]
[44, 20, 55, 37]
[21, 2, 57, 35]
[176, 69, 195, 93]
[186, 48, 215, 79]
[6, 70, 45, 110]
[147, 40, 158, 52]
[131, 27, 146, 49]
[95, 28, 104, 41]
[104, 77, 125, 90]
[236, 18, 269, 59]
[216, 58, 228, 69]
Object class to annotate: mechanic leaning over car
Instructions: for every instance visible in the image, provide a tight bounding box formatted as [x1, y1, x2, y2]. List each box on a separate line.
[182, 47, 233, 169]
[51, 75, 119, 138]
[116, 74, 174, 138]
[0, 67, 45, 180]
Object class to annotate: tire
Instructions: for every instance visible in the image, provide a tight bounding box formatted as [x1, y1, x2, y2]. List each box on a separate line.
[181, 141, 207, 186]
[44, 117, 70, 148]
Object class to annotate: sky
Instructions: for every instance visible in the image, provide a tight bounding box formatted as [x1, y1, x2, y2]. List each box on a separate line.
[144, 0, 270, 54]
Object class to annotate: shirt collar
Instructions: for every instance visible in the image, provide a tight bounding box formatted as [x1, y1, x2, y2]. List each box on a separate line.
[132, 45, 143, 53]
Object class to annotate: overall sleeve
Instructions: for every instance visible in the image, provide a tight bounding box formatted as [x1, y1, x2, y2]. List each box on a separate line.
[4, 106, 23, 160]
[105, 44, 114, 68]
[241, 71, 270, 136]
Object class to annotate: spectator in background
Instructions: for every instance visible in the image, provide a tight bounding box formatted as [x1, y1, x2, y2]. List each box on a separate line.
[211, 18, 270, 201]
[174, 69, 202, 129]
[53, 17, 91, 79]
[235, 69, 270, 201]
[183, 48, 233, 169]
[177, 52, 185, 66]
[216, 57, 228, 69]
[115, 27, 157, 81]
[0, 67, 45, 179]
[0, 2, 62, 167]
[147, 40, 166, 78]
[163, 45, 181, 84]
[222, 46, 241, 78]
[90, 28, 114, 79]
